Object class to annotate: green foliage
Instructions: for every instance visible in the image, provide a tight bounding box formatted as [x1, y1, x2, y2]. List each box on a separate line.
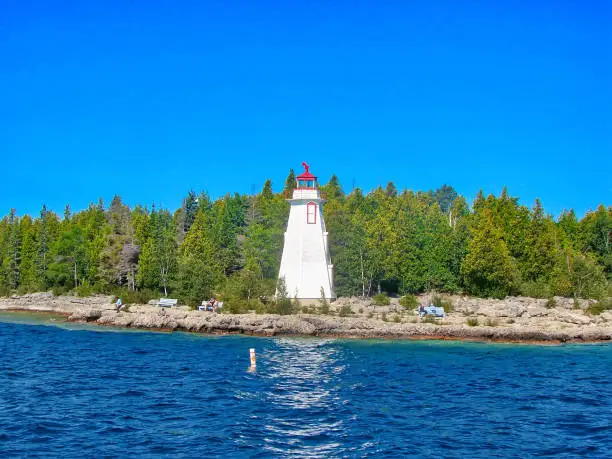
[76, 282, 93, 297]
[586, 298, 612, 315]
[545, 297, 557, 309]
[275, 277, 294, 315]
[338, 304, 352, 317]
[399, 294, 419, 309]
[372, 293, 390, 306]
[318, 286, 330, 314]
[461, 211, 518, 298]
[431, 293, 453, 312]
[282, 169, 296, 199]
[521, 280, 553, 299]
[466, 318, 479, 326]
[112, 287, 158, 305]
[52, 285, 70, 296]
[0, 181, 608, 310]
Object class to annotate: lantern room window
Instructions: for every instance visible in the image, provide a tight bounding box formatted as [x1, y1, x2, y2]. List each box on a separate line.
[307, 202, 317, 224]
[298, 179, 315, 189]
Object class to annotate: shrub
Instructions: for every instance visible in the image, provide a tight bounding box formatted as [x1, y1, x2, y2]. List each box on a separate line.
[393, 314, 401, 323]
[339, 305, 352, 317]
[367, 312, 374, 319]
[466, 318, 479, 327]
[485, 318, 498, 327]
[431, 294, 453, 313]
[507, 318, 515, 324]
[318, 286, 330, 314]
[76, 282, 93, 297]
[358, 307, 364, 314]
[586, 298, 612, 315]
[52, 285, 70, 297]
[521, 280, 553, 299]
[399, 294, 418, 310]
[114, 288, 158, 306]
[422, 315, 436, 324]
[381, 312, 387, 322]
[373, 293, 390, 306]
[545, 297, 557, 309]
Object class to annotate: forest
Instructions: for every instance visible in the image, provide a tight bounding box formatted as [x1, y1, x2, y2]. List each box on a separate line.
[0, 170, 610, 312]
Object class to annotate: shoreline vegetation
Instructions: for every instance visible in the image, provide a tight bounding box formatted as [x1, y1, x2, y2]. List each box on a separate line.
[1, 292, 611, 344]
[0, 181, 610, 308]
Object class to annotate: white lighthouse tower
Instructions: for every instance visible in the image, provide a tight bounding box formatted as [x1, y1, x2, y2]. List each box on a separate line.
[278, 162, 335, 303]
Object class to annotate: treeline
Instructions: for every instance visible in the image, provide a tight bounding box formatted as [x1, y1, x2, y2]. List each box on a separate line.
[0, 172, 610, 311]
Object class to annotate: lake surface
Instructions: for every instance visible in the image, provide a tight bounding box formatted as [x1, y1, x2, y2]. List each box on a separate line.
[1, 312, 611, 458]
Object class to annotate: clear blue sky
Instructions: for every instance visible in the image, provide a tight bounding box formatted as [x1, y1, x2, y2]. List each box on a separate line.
[1, 0, 610, 218]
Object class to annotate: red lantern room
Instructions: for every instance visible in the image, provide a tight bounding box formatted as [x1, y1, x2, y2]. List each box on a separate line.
[296, 162, 317, 189]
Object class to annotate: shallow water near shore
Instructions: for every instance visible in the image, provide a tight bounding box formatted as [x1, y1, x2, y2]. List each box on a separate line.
[1, 316, 611, 458]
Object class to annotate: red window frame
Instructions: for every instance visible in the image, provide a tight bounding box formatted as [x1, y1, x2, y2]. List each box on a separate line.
[306, 202, 317, 224]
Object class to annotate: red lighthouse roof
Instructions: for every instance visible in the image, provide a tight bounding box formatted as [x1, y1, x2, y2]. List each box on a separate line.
[296, 162, 317, 180]
[296, 162, 317, 189]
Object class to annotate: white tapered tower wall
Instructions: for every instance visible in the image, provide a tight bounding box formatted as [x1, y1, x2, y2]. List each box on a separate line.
[278, 188, 335, 303]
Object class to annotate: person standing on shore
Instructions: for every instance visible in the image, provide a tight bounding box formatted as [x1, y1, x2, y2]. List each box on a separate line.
[115, 297, 123, 312]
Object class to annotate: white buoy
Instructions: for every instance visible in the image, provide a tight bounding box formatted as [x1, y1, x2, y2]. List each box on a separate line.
[249, 348, 256, 370]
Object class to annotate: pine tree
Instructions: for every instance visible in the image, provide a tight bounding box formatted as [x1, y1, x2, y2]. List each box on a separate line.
[3, 209, 22, 290]
[385, 181, 397, 198]
[261, 179, 274, 201]
[282, 169, 296, 199]
[322, 175, 345, 201]
[182, 190, 199, 234]
[19, 216, 39, 292]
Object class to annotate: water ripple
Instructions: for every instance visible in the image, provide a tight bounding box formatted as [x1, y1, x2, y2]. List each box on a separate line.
[0, 316, 611, 457]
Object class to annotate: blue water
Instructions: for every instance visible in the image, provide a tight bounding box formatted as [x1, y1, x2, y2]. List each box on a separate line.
[1, 313, 611, 458]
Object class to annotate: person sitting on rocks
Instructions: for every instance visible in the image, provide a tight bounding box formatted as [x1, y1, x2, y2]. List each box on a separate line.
[206, 298, 217, 311]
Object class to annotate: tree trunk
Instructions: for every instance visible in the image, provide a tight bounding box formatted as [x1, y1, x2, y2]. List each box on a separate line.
[360, 252, 365, 297]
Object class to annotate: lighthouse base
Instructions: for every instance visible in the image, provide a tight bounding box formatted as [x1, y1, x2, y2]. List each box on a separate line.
[293, 297, 337, 307]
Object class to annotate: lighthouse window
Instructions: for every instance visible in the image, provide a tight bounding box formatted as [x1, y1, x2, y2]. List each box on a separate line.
[307, 202, 317, 224]
[298, 179, 315, 188]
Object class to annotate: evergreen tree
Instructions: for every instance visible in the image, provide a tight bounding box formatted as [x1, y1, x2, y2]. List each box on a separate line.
[580, 205, 611, 277]
[182, 190, 199, 234]
[47, 226, 87, 289]
[461, 211, 518, 298]
[431, 184, 458, 214]
[19, 216, 39, 292]
[2, 209, 22, 290]
[385, 181, 397, 198]
[136, 209, 177, 295]
[282, 169, 296, 198]
[36, 205, 60, 284]
[261, 179, 274, 201]
[322, 175, 345, 201]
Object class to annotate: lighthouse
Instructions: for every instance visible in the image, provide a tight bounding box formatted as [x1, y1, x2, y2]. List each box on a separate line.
[278, 162, 335, 304]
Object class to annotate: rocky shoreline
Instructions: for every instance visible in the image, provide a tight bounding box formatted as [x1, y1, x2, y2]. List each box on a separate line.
[1, 292, 611, 344]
